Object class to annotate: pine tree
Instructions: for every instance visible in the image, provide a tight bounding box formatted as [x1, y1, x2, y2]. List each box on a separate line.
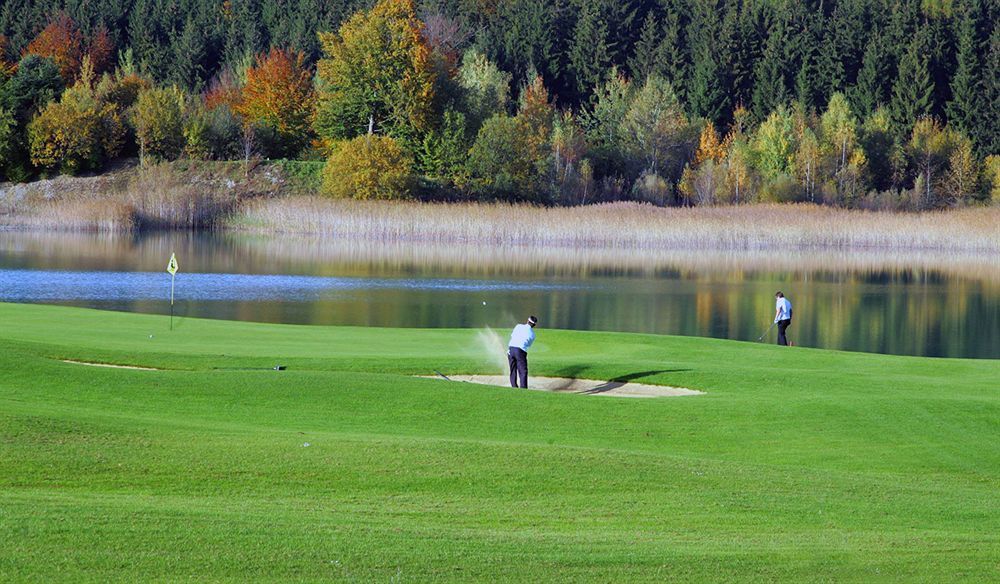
[686, 1, 725, 124]
[849, 32, 889, 118]
[752, 24, 788, 123]
[983, 24, 1000, 155]
[170, 17, 205, 91]
[656, 3, 687, 103]
[889, 33, 933, 136]
[568, 3, 612, 101]
[945, 4, 983, 154]
[628, 12, 659, 84]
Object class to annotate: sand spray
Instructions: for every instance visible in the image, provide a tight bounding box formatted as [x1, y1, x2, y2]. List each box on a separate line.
[476, 326, 509, 374]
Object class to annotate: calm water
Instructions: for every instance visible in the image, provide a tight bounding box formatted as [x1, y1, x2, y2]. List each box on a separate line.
[1, 231, 997, 359]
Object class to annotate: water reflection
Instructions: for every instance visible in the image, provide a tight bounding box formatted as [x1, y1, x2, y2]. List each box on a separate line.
[1, 230, 997, 359]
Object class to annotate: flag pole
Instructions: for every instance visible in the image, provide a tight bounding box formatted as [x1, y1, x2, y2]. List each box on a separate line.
[167, 252, 178, 331]
[170, 273, 175, 331]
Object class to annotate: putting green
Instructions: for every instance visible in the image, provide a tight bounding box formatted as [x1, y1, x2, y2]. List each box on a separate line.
[0, 302, 998, 581]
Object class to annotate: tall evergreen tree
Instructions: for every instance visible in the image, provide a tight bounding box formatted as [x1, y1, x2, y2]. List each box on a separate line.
[945, 2, 983, 154]
[170, 17, 206, 91]
[889, 33, 933, 136]
[849, 31, 890, 118]
[568, 3, 612, 101]
[686, 0, 726, 124]
[655, 2, 687, 103]
[983, 24, 1000, 154]
[628, 11, 659, 84]
[752, 23, 788, 122]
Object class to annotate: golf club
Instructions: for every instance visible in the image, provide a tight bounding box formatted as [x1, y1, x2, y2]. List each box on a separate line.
[757, 322, 775, 342]
[434, 369, 451, 381]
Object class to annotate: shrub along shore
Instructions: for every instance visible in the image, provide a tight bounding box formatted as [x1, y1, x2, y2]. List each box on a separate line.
[1, 160, 998, 253]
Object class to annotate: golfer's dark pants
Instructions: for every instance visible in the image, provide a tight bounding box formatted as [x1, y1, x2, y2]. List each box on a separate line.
[777, 319, 792, 346]
[508, 347, 528, 388]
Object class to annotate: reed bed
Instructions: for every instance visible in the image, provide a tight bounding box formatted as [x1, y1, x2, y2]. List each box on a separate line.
[236, 198, 1000, 252]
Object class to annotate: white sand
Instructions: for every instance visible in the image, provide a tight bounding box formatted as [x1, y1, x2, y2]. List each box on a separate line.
[62, 360, 158, 371]
[422, 375, 703, 398]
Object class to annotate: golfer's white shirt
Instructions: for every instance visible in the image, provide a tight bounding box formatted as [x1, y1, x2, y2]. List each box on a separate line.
[775, 298, 792, 322]
[508, 324, 536, 352]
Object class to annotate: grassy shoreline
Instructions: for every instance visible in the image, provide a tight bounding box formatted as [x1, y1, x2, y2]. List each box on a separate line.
[1, 303, 998, 581]
[2, 162, 998, 252]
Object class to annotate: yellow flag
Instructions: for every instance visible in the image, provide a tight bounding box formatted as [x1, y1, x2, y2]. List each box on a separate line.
[167, 253, 178, 276]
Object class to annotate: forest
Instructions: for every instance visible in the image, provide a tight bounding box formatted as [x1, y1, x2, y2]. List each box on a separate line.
[1, 0, 998, 209]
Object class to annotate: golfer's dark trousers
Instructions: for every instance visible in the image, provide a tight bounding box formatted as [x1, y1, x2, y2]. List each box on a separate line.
[508, 347, 528, 388]
[777, 319, 792, 346]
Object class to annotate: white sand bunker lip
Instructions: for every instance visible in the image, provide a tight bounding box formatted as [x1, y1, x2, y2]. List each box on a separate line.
[424, 375, 703, 398]
[62, 360, 159, 371]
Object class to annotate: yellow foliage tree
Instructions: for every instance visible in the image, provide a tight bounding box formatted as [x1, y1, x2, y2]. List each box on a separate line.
[315, 0, 436, 142]
[322, 135, 415, 199]
[27, 80, 102, 174]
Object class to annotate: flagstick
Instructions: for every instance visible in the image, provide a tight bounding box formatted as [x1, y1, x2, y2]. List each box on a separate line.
[170, 273, 175, 331]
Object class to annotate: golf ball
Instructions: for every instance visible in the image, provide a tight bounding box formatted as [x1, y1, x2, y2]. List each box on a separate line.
[482, 301, 487, 306]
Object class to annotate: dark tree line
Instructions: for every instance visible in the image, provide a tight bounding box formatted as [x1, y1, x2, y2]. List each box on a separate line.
[2, 1, 997, 153]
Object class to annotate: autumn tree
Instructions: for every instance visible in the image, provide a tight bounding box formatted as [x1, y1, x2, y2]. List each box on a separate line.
[24, 13, 84, 82]
[27, 81, 103, 174]
[0, 35, 15, 79]
[322, 135, 415, 199]
[315, 0, 437, 142]
[236, 48, 316, 158]
[943, 132, 978, 205]
[908, 117, 954, 209]
[87, 25, 116, 76]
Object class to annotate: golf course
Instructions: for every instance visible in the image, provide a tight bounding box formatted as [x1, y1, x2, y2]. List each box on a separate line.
[1, 301, 997, 581]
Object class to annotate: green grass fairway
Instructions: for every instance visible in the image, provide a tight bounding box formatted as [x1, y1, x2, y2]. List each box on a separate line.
[1, 303, 998, 581]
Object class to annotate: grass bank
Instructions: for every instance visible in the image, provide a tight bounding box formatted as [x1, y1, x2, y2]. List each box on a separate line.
[2, 161, 998, 252]
[1, 303, 997, 581]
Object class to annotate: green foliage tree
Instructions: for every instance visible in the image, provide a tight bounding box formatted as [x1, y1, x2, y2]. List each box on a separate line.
[132, 86, 186, 163]
[457, 49, 511, 135]
[0, 107, 15, 172]
[322, 134, 415, 199]
[752, 105, 797, 181]
[466, 114, 530, 199]
[315, 0, 437, 142]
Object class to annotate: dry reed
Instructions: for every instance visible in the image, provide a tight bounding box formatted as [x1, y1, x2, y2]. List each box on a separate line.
[236, 198, 1000, 252]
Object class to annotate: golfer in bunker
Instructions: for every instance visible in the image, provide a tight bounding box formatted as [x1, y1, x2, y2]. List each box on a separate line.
[507, 316, 538, 388]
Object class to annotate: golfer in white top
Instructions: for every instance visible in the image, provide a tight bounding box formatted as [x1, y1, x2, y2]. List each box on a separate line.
[507, 316, 538, 388]
[774, 291, 793, 346]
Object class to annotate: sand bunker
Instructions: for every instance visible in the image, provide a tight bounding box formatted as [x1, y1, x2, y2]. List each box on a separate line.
[62, 360, 159, 371]
[424, 375, 702, 398]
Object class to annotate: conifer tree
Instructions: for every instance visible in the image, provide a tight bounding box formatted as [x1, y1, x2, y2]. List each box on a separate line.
[849, 32, 889, 118]
[889, 33, 933, 136]
[752, 25, 788, 122]
[945, 3, 983, 154]
[628, 12, 659, 84]
[568, 3, 611, 101]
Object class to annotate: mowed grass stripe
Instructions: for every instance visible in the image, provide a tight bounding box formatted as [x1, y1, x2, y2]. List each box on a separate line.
[0, 303, 998, 581]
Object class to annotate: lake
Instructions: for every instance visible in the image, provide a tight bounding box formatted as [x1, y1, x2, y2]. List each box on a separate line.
[1, 230, 997, 359]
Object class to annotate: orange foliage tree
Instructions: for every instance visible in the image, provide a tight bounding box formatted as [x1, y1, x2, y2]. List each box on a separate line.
[235, 48, 315, 157]
[87, 25, 115, 75]
[0, 35, 15, 77]
[24, 13, 84, 82]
